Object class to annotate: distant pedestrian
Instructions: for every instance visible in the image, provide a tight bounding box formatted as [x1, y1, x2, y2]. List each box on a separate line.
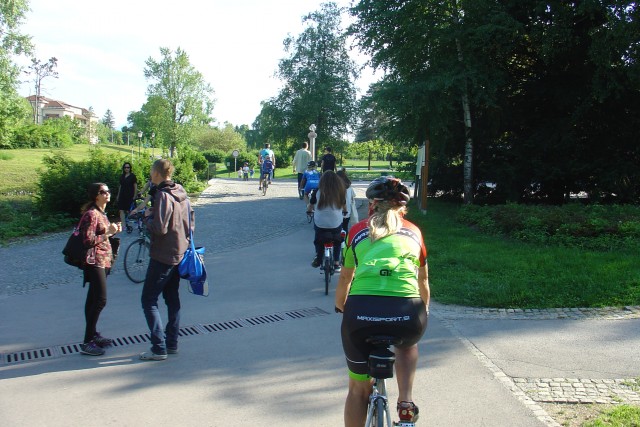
[293, 141, 312, 199]
[320, 146, 337, 173]
[116, 162, 138, 226]
[79, 182, 122, 356]
[337, 168, 358, 232]
[139, 159, 194, 361]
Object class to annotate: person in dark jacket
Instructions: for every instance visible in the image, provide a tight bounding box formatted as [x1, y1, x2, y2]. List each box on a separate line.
[139, 159, 194, 361]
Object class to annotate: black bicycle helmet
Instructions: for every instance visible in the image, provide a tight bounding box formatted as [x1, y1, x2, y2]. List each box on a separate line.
[307, 160, 317, 167]
[366, 176, 411, 205]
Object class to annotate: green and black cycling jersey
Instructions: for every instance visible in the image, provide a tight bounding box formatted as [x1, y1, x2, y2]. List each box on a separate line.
[343, 218, 427, 298]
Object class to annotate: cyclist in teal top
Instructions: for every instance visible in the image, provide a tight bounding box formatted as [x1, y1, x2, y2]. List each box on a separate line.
[335, 176, 430, 427]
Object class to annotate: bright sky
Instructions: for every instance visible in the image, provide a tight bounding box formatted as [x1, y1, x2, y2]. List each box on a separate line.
[17, 0, 378, 130]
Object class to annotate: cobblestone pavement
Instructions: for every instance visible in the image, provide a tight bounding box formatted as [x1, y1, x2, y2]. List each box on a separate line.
[192, 177, 314, 254]
[514, 378, 640, 405]
[431, 301, 640, 320]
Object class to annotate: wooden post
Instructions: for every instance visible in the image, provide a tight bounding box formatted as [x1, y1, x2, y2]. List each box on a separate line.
[420, 138, 430, 213]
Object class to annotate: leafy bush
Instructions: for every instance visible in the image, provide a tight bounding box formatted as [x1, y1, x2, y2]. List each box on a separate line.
[36, 150, 153, 218]
[177, 148, 208, 180]
[457, 203, 640, 251]
[201, 149, 225, 163]
[10, 117, 88, 149]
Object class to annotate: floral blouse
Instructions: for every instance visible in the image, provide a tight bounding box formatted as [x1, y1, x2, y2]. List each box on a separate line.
[79, 206, 113, 268]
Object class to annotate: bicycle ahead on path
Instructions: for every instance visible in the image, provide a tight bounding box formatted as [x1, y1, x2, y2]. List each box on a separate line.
[320, 229, 346, 295]
[123, 210, 150, 283]
[365, 335, 415, 427]
[260, 172, 269, 196]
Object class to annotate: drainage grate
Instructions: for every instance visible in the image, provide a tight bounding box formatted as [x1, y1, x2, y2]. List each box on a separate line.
[5, 347, 56, 364]
[284, 307, 329, 319]
[244, 313, 286, 326]
[1, 306, 330, 365]
[201, 320, 245, 333]
[111, 333, 150, 348]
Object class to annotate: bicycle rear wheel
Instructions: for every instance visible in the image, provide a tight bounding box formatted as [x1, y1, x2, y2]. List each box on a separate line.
[373, 396, 386, 427]
[124, 238, 150, 283]
[262, 178, 268, 196]
[323, 253, 332, 295]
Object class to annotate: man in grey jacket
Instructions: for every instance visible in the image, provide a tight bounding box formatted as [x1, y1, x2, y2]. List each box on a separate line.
[140, 159, 194, 361]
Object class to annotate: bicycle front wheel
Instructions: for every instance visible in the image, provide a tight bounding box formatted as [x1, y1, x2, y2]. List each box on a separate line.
[124, 238, 150, 283]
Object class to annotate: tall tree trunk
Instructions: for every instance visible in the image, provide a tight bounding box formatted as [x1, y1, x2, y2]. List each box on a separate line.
[455, 27, 474, 204]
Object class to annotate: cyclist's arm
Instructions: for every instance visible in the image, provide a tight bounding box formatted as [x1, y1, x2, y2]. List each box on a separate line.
[418, 264, 430, 310]
[300, 176, 307, 189]
[335, 267, 355, 312]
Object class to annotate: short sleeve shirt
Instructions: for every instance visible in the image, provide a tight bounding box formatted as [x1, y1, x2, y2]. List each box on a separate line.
[303, 169, 320, 191]
[321, 154, 336, 172]
[343, 218, 427, 298]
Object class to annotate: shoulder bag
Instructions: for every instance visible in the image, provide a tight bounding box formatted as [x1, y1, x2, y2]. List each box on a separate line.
[178, 200, 208, 296]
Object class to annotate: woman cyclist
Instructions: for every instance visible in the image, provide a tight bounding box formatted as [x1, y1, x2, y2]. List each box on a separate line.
[309, 170, 346, 269]
[335, 176, 430, 427]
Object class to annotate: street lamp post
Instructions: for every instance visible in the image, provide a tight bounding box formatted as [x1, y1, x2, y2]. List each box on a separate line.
[308, 124, 317, 161]
[137, 131, 143, 158]
[151, 132, 155, 158]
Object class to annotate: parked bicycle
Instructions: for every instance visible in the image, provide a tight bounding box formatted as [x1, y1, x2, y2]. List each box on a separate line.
[365, 335, 415, 427]
[123, 210, 150, 283]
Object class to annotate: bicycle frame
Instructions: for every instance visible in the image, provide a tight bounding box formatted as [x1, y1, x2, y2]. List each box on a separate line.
[363, 336, 416, 427]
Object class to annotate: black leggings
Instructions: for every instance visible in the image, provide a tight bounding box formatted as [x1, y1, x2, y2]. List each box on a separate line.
[84, 266, 108, 343]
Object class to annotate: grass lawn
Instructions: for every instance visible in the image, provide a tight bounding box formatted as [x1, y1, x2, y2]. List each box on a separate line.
[584, 405, 640, 427]
[407, 199, 640, 309]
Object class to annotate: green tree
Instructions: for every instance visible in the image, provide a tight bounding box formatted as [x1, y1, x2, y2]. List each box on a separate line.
[255, 2, 358, 158]
[26, 56, 58, 124]
[351, 1, 640, 204]
[0, 0, 33, 147]
[102, 108, 115, 142]
[144, 47, 215, 157]
[194, 123, 246, 153]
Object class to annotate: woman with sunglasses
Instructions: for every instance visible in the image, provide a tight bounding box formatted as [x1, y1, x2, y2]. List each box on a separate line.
[78, 183, 122, 356]
[116, 162, 138, 228]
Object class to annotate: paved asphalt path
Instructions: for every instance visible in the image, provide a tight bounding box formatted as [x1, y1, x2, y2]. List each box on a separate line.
[0, 178, 638, 426]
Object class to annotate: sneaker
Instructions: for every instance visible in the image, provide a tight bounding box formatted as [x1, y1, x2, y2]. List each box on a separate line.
[167, 348, 179, 355]
[139, 351, 168, 361]
[334, 263, 342, 272]
[397, 401, 419, 423]
[80, 341, 105, 356]
[311, 257, 320, 268]
[93, 332, 113, 348]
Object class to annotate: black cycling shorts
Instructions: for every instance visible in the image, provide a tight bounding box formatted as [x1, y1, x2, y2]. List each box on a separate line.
[341, 295, 428, 380]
